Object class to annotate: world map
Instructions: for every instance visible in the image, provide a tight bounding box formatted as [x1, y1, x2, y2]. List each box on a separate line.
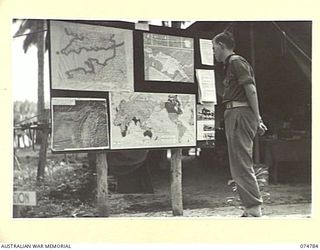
[110, 92, 196, 149]
[51, 98, 109, 151]
[50, 21, 134, 92]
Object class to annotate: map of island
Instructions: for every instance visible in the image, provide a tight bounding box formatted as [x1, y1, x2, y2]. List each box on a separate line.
[144, 33, 194, 83]
[110, 92, 196, 149]
[51, 98, 109, 151]
[50, 21, 134, 92]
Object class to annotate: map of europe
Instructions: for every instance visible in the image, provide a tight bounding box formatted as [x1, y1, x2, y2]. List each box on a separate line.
[51, 98, 109, 151]
[144, 33, 194, 83]
[110, 92, 196, 149]
[50, 21, 134, 92]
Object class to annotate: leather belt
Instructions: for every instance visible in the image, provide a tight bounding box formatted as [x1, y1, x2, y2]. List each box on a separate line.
[225, 101, 249, 109]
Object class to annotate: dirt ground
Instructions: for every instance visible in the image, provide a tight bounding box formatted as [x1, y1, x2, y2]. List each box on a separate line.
[13, 147, 311, 218]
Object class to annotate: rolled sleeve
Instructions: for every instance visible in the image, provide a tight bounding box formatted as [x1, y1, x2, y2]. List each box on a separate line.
[231, 59, 255, 85]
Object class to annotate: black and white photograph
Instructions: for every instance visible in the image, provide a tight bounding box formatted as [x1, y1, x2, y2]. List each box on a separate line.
[11, 19, 311, 220]
[51, 97, 109, 152]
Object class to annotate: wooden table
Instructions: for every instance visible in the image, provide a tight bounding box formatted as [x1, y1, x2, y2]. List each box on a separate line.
[260, 137, 311, 183]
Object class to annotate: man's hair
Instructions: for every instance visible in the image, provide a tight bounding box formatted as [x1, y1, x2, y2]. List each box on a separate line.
[213, 31, 235, 50]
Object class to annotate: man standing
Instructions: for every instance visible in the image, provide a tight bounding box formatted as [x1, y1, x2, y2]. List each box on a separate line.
[212, 31, 267, 217]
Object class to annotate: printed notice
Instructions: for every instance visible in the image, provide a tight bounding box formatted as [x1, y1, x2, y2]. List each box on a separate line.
[200, 39, 214, 66]
[196, 69, 216, 103]
[197, 103, 215, 141]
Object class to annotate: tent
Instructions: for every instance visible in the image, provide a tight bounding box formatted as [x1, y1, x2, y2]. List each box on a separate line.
[187, 21, 312, 134]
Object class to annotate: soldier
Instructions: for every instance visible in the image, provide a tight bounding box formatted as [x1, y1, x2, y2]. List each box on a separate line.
[212, 31, 267, 217]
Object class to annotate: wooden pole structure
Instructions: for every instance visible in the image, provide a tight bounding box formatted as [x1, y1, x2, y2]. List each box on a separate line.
[96, 152, 109, 217]
[13, 205, 21, 218]
[170, 149, 183, 216]
[250, 23, 261, 164]
[88, 152, 97, 170]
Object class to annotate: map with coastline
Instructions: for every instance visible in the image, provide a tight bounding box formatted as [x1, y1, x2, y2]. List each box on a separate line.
[51, 98, 109, 151]
[144, 33, 194, 83]
[110, 92, 196, 149]
[50, 21, 134, 92]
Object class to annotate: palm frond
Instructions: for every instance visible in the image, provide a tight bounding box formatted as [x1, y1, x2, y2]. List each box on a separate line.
[15, 19, 35, 36]
[22, 32, 38, 53]
[15, 19, 47, 53]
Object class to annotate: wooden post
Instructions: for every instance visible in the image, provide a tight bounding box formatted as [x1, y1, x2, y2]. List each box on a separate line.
[250, 23, 261, 164]
[13, 205, 21, 218]
[32, 128, 36, 151]
[96, 152, 109, 217]
[64, 153, 69, 164]
[88, 152, 97, 170]
[37, 126, 49, 182]
[170, 149, 183, 216]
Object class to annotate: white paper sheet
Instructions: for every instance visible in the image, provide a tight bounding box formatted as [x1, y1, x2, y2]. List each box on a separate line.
[196, 69, 217, 103]
[200, 39, 214, 66]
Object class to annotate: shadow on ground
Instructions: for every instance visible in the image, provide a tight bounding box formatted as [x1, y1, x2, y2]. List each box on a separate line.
[13, 148, 311, 218]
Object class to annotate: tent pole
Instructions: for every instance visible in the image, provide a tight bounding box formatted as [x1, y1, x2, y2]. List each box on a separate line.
[250, 23, 261, 164]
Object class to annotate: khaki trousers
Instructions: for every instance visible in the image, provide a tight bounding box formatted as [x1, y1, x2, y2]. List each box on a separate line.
[224, 106, 263, 208]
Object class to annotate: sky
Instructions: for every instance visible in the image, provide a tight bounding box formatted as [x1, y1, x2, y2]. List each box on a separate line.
[12, 21, 50, 106]
[11, 20, 193, 106]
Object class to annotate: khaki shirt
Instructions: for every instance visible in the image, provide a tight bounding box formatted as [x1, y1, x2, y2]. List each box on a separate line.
[223, 55, 256, 103]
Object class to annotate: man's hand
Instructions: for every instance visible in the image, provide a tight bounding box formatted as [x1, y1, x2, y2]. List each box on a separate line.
[257, 121, 268, 136]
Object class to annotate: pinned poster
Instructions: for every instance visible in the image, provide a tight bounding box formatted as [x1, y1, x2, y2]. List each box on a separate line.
[199, 39, 214, 66]
[196, 69, 217, 103]
[144, 33, 194, 83]
[51, 97, 109, 152]
[109, 92, 196, 149]
[196, 103, 215, 141]
[50, 21, 134, 92]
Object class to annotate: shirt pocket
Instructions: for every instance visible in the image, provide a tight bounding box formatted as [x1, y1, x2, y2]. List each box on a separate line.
[224, 72, 236, 87]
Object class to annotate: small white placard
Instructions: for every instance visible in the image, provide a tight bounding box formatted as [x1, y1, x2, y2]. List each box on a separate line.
[52, 98, 76, 106]
[13, 191, 37, 206]
[200, 39, 214, 66]
[196, 69, 217, 103]
[135, 23, 150, 31]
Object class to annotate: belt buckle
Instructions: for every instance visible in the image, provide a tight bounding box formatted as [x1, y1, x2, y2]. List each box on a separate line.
[226, 101, 233, 109]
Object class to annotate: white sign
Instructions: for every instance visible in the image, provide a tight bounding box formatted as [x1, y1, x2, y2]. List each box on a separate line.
[196, 69, 217, 103]
[13, 191, 36, 206]
[135, 23, 150, 31]
[200, 39, 214, 66]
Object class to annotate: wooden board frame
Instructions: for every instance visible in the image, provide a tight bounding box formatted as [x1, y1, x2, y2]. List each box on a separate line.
[48, 19, 217, 152]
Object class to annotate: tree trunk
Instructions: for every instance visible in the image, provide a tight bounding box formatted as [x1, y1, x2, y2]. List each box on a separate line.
[36, 20, 47, 180]
[37, 125, 49, 182]
[36, 20, 45, 144]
